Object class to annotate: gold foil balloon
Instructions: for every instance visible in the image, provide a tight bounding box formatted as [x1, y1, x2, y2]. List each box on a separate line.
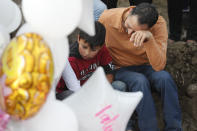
[0, 33, 54, 120]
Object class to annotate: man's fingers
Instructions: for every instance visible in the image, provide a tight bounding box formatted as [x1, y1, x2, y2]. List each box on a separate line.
[130, 31, 152, 47]
[130, 32, 136, 42]
[135, 32, 143, 47]
[134, 33, 139, 46]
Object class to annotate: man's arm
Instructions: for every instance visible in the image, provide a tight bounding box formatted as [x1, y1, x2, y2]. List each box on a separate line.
[102, 62, 115, 83]
[100, 46, 115, 83]
[130, 16, 168, 71]
[144, 17, 168, 71]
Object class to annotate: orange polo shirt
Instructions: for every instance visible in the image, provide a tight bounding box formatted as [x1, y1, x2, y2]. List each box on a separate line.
[99, 7, 168, 71]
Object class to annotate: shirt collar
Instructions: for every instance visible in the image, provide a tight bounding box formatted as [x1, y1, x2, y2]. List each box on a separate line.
[112, 6, 135, 32]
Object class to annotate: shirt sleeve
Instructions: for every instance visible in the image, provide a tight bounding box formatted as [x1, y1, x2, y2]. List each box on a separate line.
[144, 16, 168, 71]
[62, 59, 81, 92]
[98, 10, 107, 26]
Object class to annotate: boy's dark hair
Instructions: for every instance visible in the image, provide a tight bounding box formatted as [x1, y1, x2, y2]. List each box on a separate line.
[79, 21, 106, 49]
[130, 3, 158, 28]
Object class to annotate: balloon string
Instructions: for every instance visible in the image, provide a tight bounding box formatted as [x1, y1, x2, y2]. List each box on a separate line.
[0, 109, 10, 131]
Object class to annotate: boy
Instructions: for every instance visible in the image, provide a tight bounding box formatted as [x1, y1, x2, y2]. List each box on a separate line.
[56, 21, 126, 99]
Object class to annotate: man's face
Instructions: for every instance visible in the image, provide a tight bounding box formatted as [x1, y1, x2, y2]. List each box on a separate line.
[124, 15, 149, 36]
[78, 37, 102, 60]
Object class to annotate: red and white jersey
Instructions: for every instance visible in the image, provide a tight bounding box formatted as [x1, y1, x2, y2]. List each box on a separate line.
[69, 44, 113, 85]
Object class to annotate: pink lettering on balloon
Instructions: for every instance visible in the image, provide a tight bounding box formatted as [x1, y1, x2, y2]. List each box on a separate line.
[95, 105, 119, 131]
[95, 105, 112, 117]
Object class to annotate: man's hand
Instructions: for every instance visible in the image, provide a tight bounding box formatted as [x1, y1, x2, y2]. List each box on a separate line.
[130, 30, 152, 47]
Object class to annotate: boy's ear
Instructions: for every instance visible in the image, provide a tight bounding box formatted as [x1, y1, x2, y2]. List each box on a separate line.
[77, 35, 80, 42]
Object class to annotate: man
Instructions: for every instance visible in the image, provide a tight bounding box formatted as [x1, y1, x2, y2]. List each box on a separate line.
[99, 3, 182, 131]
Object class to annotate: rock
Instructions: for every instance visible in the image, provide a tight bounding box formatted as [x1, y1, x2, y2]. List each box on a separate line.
[187, 84, 197, 97]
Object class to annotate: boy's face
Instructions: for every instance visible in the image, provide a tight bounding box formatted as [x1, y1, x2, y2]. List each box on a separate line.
[78, 36, 102, 60]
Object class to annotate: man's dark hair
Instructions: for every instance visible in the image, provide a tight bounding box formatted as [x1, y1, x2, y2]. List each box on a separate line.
[130, 3, 158, 28]
[79, 21, 106, 49]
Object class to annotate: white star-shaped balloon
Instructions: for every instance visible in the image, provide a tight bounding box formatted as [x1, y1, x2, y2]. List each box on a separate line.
[78, 0, 95, 36]
[22, 0, 95, 38]
[63, 67, 143, 131]
[0, 0, 22, 33]
[22, 0, 82, 38]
